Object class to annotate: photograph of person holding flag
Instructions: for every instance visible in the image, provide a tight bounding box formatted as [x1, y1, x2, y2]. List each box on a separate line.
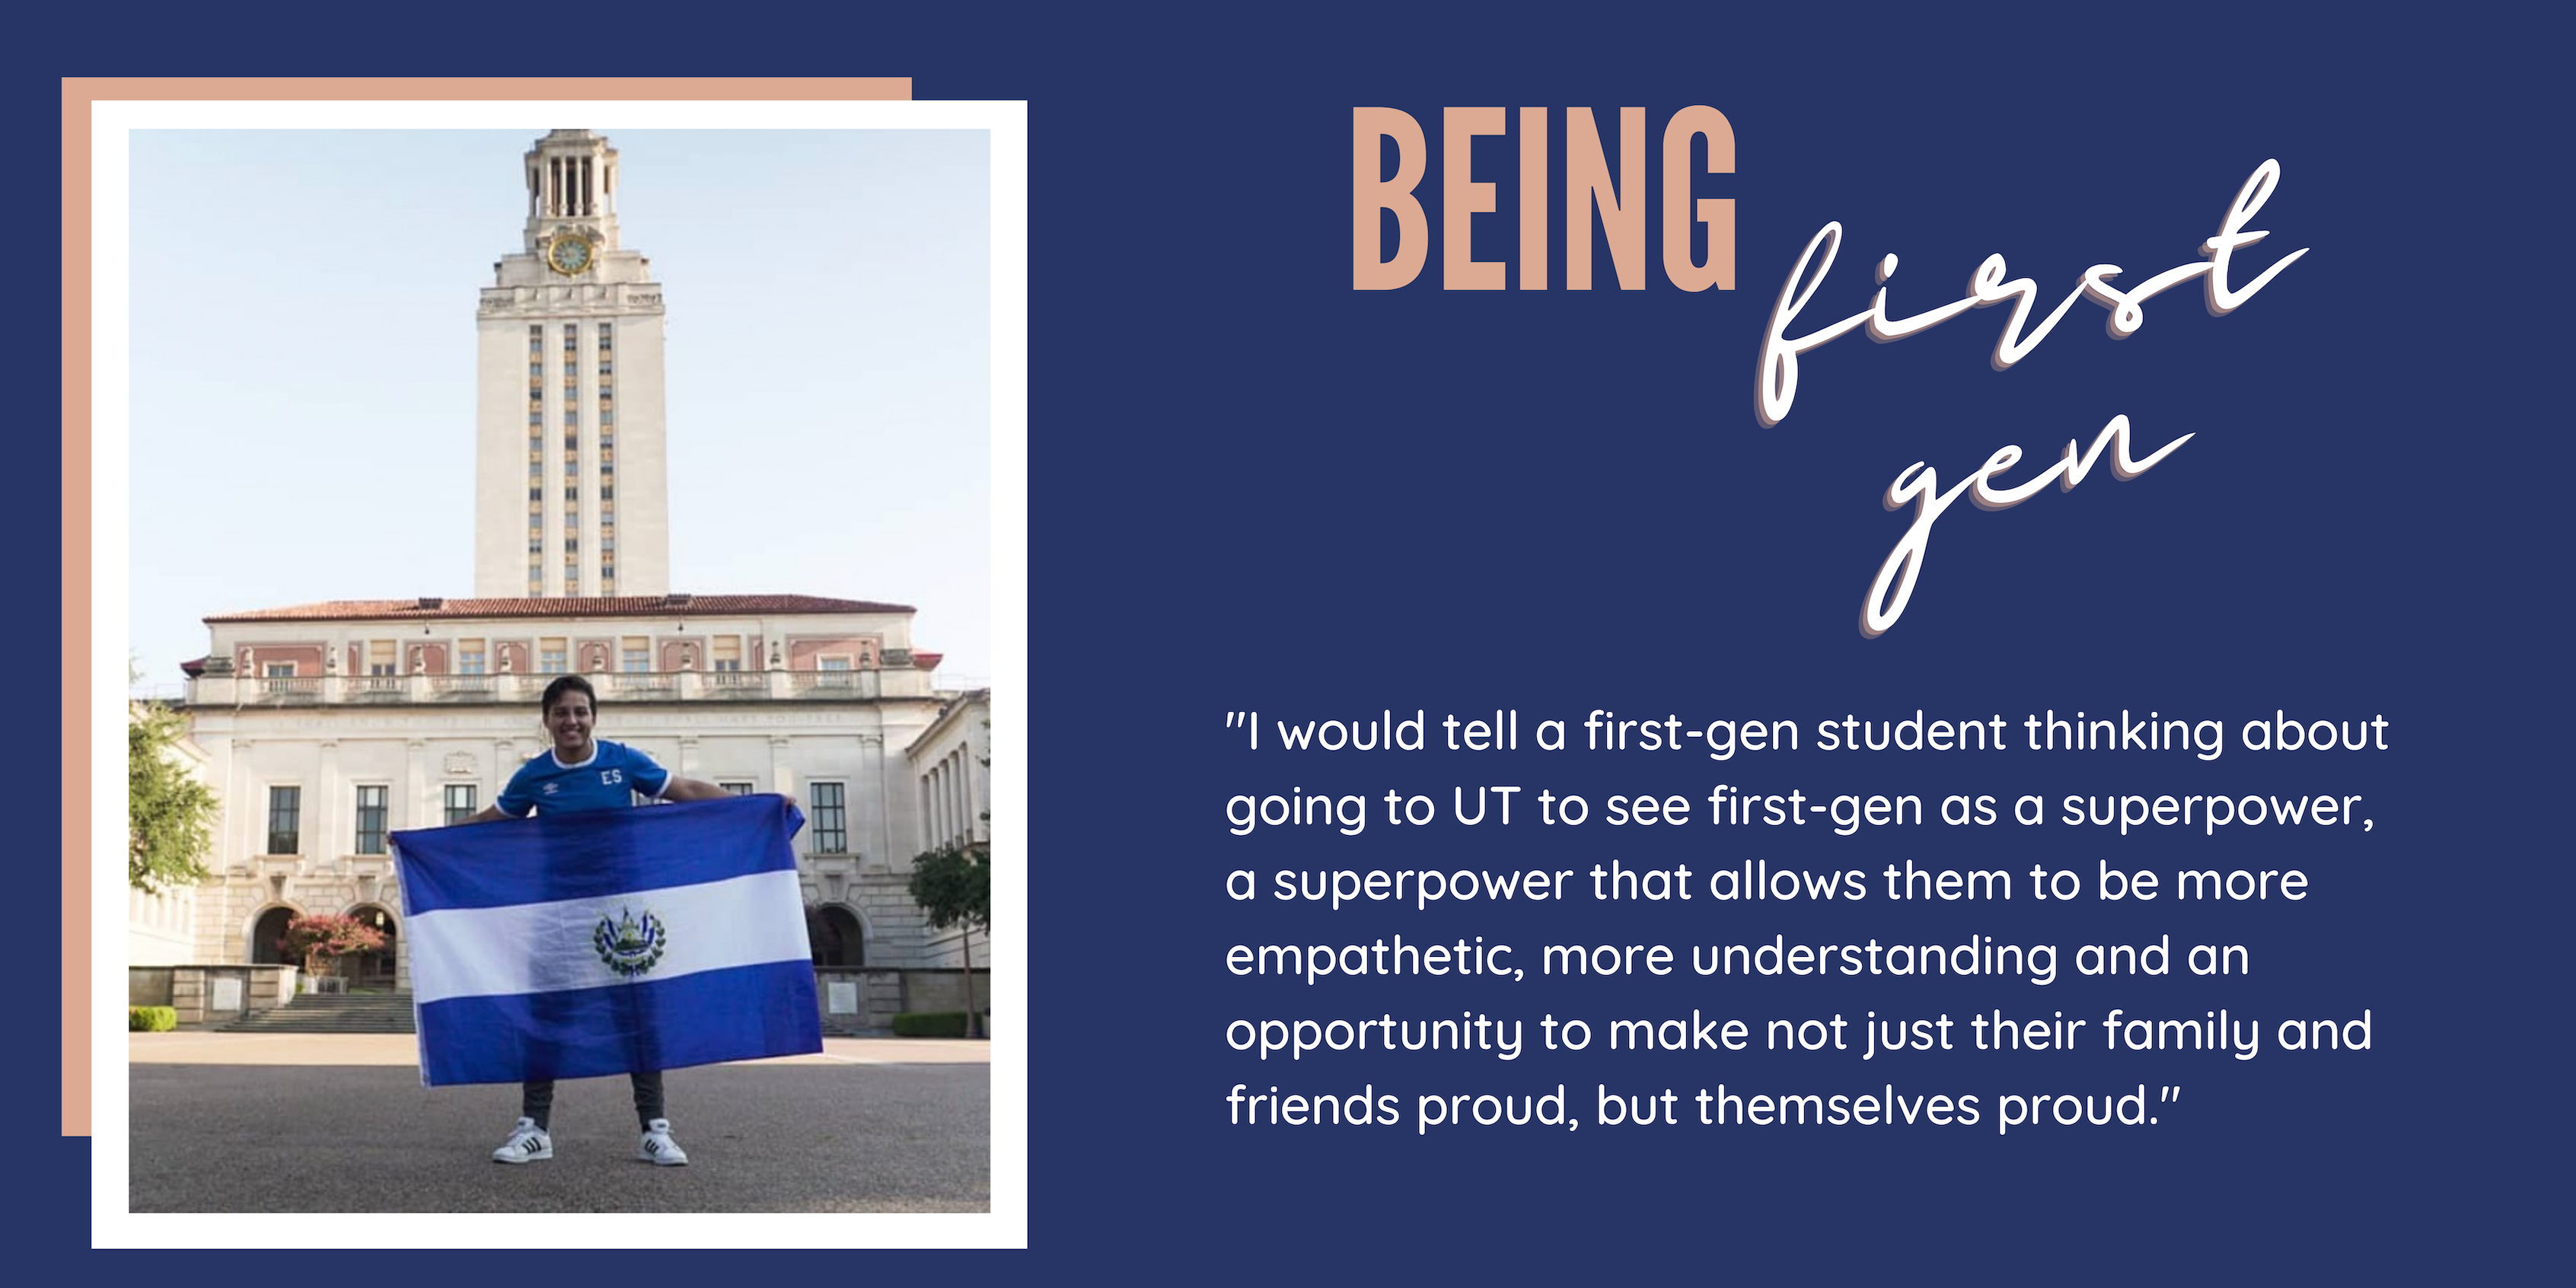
[399, 674, 822, 1168]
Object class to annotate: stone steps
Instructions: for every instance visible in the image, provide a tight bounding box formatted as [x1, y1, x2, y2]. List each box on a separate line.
[222, 993, 416, 1034]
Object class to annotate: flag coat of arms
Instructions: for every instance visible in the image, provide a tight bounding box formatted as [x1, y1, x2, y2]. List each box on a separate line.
[390, 794, 822, 1086]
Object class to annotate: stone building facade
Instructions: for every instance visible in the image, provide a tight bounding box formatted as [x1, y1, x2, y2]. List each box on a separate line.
[907, 688, 991, 971]
[176, 594, 957, 991]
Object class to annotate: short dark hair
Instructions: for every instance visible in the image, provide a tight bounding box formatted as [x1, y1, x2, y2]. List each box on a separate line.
[540, 674, 598, 714]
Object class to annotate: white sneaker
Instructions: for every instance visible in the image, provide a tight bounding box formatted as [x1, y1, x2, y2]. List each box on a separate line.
[492, 1117, 552, 1164]
[638, 1118, 689, 1166]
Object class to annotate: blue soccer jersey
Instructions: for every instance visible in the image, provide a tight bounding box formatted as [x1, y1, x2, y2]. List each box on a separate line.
[495, 739, 672, 817]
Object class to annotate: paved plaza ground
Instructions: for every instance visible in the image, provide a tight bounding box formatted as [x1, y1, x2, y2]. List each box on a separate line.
[126, 1032, 990, 1213]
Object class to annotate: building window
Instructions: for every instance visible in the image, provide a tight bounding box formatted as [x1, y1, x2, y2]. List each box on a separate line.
[565, 486, 579, 502]
[539, 639, 567, 674]
[459, 641, 487, 674]
[599, 324, 614, 351]
[529, 488, 543, 502]
[810, 783, 847, 853]
[266, 786, 301, 855]
[354, 785, 389, 855]
[818, 655, 854, 687]
[713, 636, 741, 671]
[620, 637, 649, 672]
[444, 783, 479, 824]
[263, 662, 297, 678]
[366, 640, 396, 676]
[720, 781, 755, 796]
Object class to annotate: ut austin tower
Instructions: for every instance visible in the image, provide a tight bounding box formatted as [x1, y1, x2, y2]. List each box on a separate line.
[473, 129, 671, 598]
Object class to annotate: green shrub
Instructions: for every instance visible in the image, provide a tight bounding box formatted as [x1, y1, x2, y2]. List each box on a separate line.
[129, 1006, 178, 1032]
[891, 1010, 990, 1038]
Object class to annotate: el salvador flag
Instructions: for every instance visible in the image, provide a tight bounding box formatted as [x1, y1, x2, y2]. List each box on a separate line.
[390, 794, 823, 1086]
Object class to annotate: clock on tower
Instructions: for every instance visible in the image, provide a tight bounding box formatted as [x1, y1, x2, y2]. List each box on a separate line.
[545, 233, 595, 276]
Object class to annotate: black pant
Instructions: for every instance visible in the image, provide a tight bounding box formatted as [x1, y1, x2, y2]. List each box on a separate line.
[522, 1070, 665, 1131]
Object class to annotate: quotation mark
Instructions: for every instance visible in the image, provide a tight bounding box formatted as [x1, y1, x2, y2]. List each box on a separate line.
[2152, 1084, 2182, 1124]
[1226, 711, 1258, 749]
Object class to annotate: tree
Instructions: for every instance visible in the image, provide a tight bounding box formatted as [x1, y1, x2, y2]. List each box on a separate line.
[128, 700, 218, 894]
[278, 913, 387, 980]
[908, 841, 989, 1037]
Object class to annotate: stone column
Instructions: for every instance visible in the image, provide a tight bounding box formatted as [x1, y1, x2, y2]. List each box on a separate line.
[317, 740, 343, 867]
[406, 740, 429, 833]
[226, 737, 251, 860]
[493, 738, 520, 812]
[858, 732, 889, 872]
[768, 735, 796, 807]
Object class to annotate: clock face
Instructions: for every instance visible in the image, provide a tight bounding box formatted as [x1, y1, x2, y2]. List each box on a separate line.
[547, 235, 595, 276]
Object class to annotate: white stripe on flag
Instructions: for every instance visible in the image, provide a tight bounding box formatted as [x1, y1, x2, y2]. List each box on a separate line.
[406, 869, 809, 1006]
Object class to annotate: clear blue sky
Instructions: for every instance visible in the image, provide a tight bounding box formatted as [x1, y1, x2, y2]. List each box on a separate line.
[126, 128, 992, 691]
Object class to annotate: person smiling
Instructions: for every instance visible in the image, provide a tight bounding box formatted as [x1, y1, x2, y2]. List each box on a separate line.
[461, 674, 733, 1166]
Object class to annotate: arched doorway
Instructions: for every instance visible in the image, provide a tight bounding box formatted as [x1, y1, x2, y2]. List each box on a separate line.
[808, 904, 865, 967]
[249, 906, 298, 965]
[345, 904, 400, 990]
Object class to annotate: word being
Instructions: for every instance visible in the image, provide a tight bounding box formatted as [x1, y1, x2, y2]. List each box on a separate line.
[1353, 105, 1737, 290]
[1756, 159, 2307, 426]
[1863, 413, 2192, 637]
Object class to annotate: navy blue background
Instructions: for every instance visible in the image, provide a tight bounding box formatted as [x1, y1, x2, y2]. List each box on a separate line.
[33, 6, 2563, 1278]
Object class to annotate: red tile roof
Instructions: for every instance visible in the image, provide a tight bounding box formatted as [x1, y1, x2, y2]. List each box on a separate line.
[205, 594, 915, 623]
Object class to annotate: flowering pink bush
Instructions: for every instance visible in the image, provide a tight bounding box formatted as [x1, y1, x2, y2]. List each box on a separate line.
[279, 913, 387, 977]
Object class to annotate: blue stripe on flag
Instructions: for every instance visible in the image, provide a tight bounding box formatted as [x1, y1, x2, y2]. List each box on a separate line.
[416, 960, 822, 1086]
[391, 793, 805, 914]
